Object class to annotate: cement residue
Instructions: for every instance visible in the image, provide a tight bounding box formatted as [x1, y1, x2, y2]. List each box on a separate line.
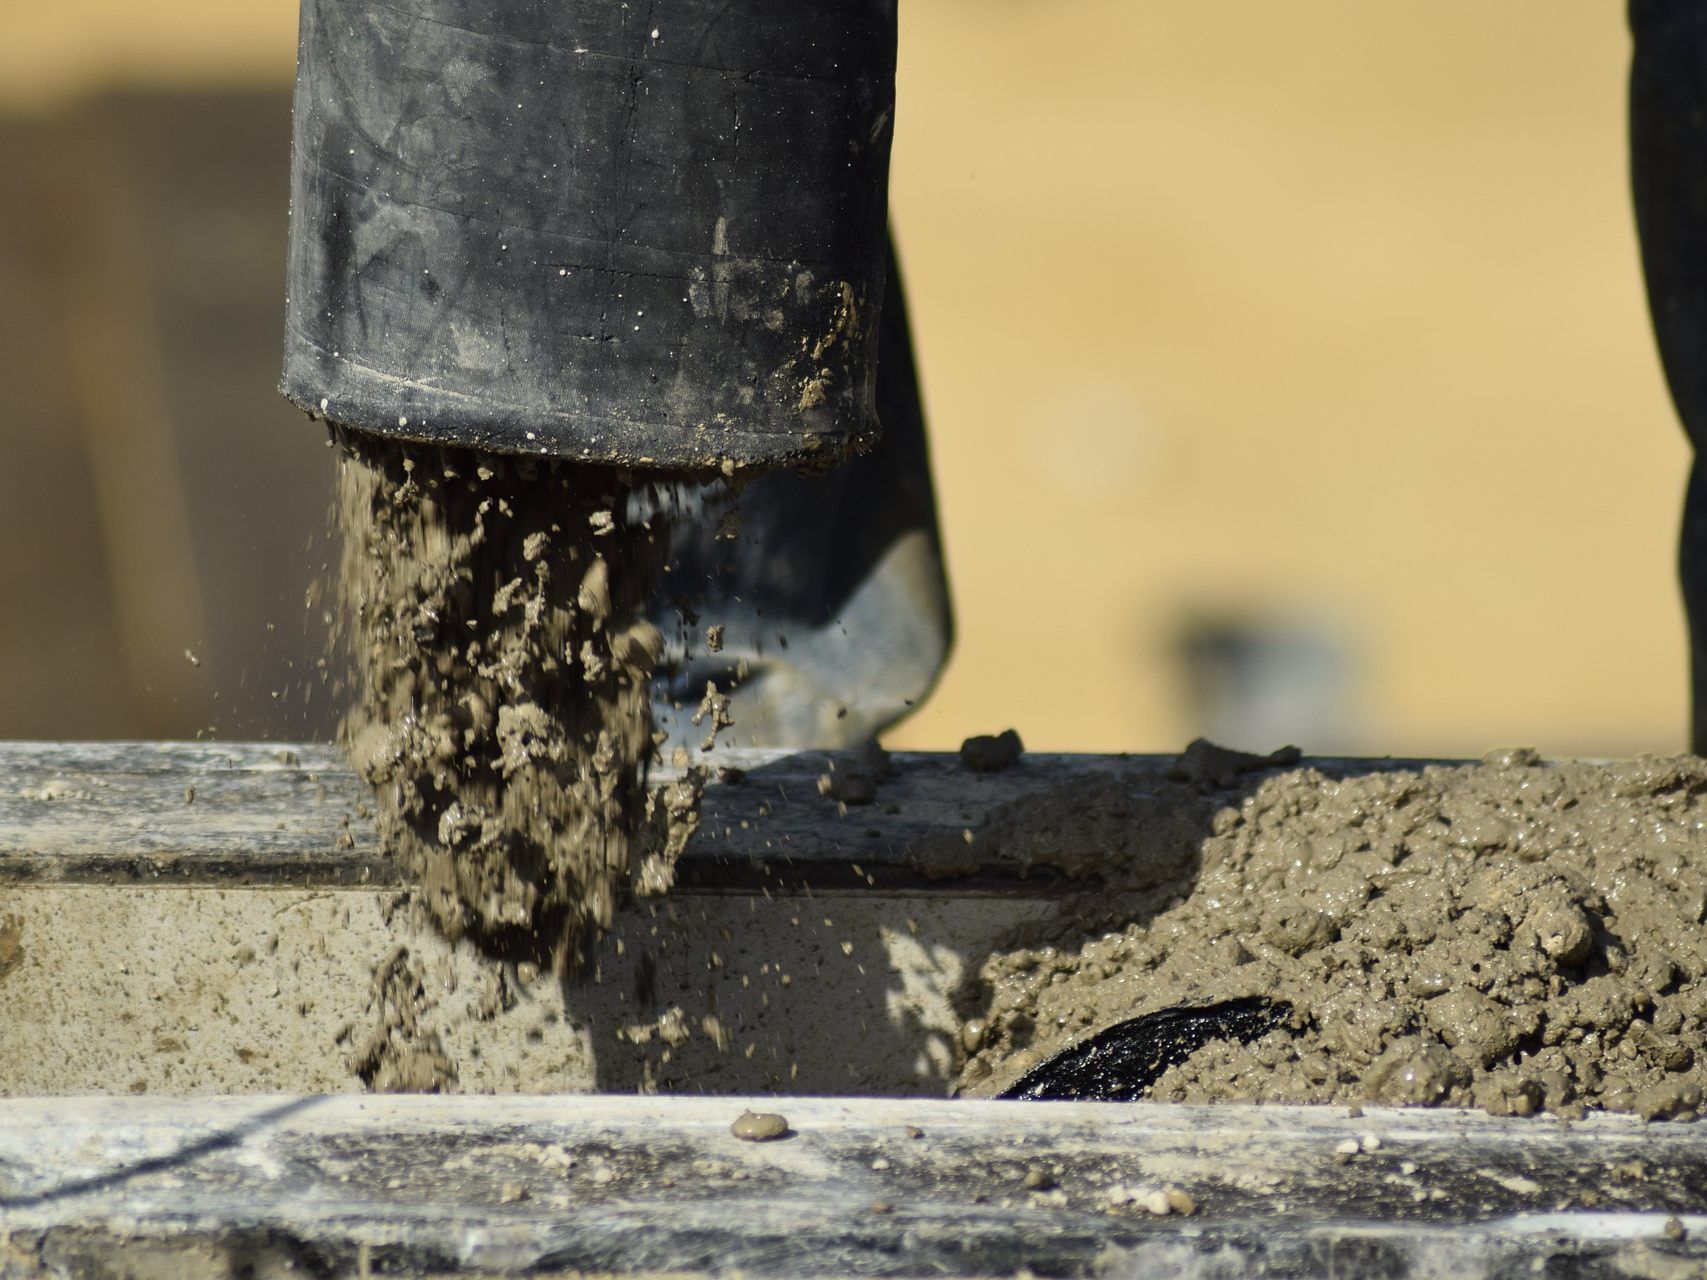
[333, 427, 700, 972]
[351, 944, 456, 1093]
[961, 747, 1707, 1120]
[0, 915, 21, 981]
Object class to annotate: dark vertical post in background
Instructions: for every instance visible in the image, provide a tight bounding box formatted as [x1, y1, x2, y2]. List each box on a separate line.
[1631, 0, 1707, 752]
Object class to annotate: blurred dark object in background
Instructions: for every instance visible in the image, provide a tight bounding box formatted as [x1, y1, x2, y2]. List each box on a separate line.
[0, 89, 332, 740]
[1176, 613, 1358, 756]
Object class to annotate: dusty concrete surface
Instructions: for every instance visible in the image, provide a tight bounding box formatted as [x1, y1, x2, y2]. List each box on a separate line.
[961, 747, 1707, 1120]
[0, 884, 1041, 1097]
[0, 739, 1088, 1097]
[6, 1094, 1707, 1278]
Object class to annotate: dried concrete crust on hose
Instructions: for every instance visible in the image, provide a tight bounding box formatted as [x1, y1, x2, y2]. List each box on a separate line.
[960, 748, 1707, 1122]
[334, 426, 704, 968]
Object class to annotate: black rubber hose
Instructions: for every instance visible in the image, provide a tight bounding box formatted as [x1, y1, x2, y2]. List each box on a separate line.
[282, 0, 897, 470]
[1631, 0, 1707, 752]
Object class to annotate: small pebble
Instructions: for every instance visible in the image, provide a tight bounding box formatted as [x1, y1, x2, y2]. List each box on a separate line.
[904, 1125, 925, 1140]
[1107, 1184, 1190, 1216]
[730, 1110, 789, 1142]
[1360, 1135, 1382, 1153]
[818, 768, 878, 805]
[538, 1144, 574, 1171]
[960, 728, 1025, 772]
[499, 1182, 529, 1203]
[1023, 1168, 1055, 1190]
[1665, 1217, 1687, 1240]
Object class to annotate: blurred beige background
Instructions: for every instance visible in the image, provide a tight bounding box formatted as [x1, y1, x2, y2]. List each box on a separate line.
[0, 1, 1686, 758]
